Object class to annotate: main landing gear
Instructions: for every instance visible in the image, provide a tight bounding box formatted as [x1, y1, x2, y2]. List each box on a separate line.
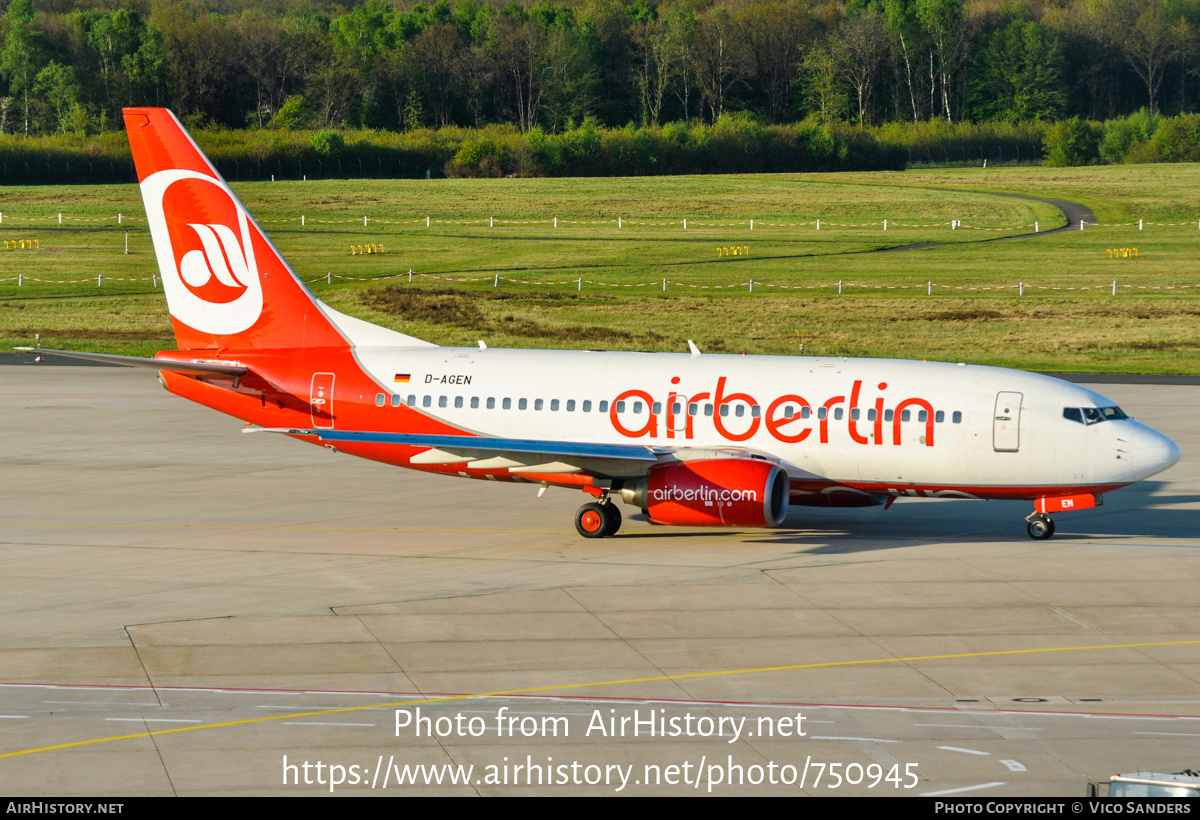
[575, 497, 622, 538]
[1025, 512, 1055, 540]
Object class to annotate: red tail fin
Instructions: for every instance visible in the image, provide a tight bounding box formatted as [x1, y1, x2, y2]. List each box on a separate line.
[125, 108, 350, 351]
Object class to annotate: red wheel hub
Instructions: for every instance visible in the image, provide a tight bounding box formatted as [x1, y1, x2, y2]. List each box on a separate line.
[580, 510, 604, 532]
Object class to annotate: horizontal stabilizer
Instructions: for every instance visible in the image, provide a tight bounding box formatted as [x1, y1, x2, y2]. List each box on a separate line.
[16, 347, 249, 376]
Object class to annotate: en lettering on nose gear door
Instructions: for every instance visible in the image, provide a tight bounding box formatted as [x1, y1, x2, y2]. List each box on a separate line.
[310, 373, 336, 429]
[993, 391, 1022, 452]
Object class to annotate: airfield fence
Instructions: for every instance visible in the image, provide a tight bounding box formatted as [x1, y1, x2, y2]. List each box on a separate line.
[4, 210, 1200, 295]
[2, 210, 1199, 231]
[4, 268, 1199, 295]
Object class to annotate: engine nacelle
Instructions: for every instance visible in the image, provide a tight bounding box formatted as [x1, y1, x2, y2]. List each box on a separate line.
[620, 458, 790, 528]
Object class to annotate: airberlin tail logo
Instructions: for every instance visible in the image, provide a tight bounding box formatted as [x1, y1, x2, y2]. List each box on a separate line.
[141, 169, 264, 335]
[179, 222, 252, 297]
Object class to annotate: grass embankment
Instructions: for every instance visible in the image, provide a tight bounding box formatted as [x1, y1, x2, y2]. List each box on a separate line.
[1, 166, 1198, 372]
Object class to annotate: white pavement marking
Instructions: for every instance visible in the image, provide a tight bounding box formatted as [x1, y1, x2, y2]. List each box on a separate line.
[45, 701, 159, 706]
[937, 746, 991, 756]
[811, 736, 899, 743]
[0, 716, 29, 720]
[922, 782, 1007, 796]
[1136, 731, 1200, 737]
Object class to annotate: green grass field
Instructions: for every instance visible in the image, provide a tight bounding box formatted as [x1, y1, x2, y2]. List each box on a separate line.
[2, 165, 1198, 372]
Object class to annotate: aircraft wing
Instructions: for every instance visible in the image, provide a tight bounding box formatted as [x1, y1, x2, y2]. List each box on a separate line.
[245, 427, 667, 477]
[15, 347, 249, 377]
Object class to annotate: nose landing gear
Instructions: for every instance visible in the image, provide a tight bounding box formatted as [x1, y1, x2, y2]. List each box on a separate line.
[575, 496, 622, 538]
[1025, 512, 1055, 540]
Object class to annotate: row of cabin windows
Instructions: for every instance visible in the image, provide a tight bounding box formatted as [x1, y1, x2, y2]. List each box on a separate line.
[374, 392, 965, 424]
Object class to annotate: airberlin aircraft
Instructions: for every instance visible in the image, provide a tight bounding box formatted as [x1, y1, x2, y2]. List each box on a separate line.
[22, 108, 1181, 540]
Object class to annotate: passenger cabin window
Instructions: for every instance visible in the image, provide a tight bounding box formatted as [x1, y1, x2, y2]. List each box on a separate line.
[391, 394, 401, 408]
[487, 397, 496, 409]
[519, 398, 528, 410]
[551, 399, 560, 411]
[454, 396, 463, 408]
[534, 399, 543, 411]
[952, 411, 962, 423]
[375, 393, 385, 407]
[503, 398, 512, 410]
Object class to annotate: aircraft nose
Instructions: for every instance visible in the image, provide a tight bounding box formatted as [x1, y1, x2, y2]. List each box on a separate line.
[1126, 423, 1181, 480]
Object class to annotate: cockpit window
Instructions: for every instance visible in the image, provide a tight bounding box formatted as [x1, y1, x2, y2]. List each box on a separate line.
[1064, 406, 1128, 425]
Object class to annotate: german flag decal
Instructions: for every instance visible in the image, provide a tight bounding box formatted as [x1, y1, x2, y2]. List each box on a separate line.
[394, 374, 411, 384]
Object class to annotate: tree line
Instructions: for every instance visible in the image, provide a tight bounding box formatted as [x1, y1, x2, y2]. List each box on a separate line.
[4, 0, 1200, 141]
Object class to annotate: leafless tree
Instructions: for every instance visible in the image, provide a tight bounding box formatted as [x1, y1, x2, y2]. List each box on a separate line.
[692, 8, 746, 122]
[837, 10, 889, 126]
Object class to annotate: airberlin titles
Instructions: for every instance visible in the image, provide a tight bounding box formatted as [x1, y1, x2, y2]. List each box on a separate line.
[609, 376, 936, 447]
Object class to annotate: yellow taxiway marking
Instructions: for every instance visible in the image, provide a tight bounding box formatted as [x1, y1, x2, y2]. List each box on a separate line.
[3, 522, 1196, 544]
[3, 639, 1198, 760]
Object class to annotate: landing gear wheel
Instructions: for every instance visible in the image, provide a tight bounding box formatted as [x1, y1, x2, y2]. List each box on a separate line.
[600, 502, 622, 536]
[1026, 514, 1055, 540]
[575, 503, 608, 538]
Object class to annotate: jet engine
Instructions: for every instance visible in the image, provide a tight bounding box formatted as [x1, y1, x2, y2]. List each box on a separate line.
[619, 458, 790, 527]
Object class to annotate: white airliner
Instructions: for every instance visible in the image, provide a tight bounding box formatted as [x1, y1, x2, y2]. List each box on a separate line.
[22, 108, 1181, 540]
